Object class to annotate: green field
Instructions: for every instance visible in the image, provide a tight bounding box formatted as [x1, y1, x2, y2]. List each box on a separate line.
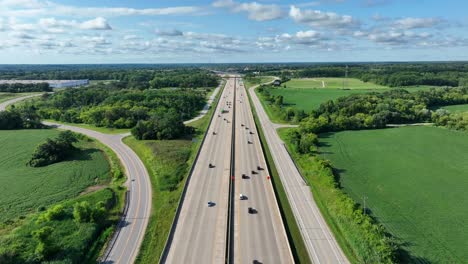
[0, 129, 111, 222]
[441, 104, 468, 113]
[284, 78, 388, 89]
[318, 126, 468, 263]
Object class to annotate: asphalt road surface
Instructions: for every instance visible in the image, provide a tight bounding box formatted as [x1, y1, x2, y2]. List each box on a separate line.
[0, 93, 42, 111]
[163, 77, 235, 263]
[249, 82, 350, 264]
[234, 78, 293, 264]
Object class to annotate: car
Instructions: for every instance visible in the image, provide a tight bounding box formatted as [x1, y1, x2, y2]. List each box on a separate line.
[208, 201, 215, 207]
[248, 207, 257, 214]
[212, 131, 216, 135]
[251, 170, 257, 174]
[245, 127, 249, 130]
[247, 140, 252, 144]
[209, 163, 215, 168]
[249, 131, 254, 135]
[241, 124, 244, 127]
[257, 166, 263, 170]
[240, 194, 247, 200]
[241, 174, 248, 179]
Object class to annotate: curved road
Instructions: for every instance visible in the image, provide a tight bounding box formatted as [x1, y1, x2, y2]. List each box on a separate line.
[0, 93, 43, 111]
[2, 95, 152, 264]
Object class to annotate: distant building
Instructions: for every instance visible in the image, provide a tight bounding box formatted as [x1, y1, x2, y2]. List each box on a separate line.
[273, 79, 281, 86]
[0, 79, 89, 88]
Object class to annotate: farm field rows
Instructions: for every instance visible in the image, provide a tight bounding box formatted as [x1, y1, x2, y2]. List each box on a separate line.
[318, 126, 468, 263]
[0, 129, 111, 222]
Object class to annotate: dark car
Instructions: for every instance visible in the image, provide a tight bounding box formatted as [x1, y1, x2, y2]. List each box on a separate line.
[209, 163, 215, 168]
[257, 166, 263, 171]
[248, 207, 257, 214]
[251, 170, 257, 175]
[242, 174, 249, 179]
[249, 131, 254, 135]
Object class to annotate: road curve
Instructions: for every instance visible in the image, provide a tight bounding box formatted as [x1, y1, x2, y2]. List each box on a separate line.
[2, 95, 153, 264]
[184, 81, 224, 125]
[43, 122, 152, 264]
[249, 82, 350, 264]
[0, 93, 43, 111]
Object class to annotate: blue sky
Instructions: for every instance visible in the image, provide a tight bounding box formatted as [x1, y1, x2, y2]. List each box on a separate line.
[0, 0, 467, 63]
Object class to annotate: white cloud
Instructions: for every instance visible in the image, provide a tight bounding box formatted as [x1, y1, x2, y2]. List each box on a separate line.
[289, 5, 359, 29]
[213, 0, 285, 21]
[79, 17, 112, 30]
[393, 17, 444, 29]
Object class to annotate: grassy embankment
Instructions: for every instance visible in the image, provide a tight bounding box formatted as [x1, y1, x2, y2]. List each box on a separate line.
[129, 82, 225, 263]
[245, 82, 311, 263]
[317, 126, 468, 263]
[0, 92, 40, 103]
[0, 129, 126, 263]
[441, 103, 468, 113]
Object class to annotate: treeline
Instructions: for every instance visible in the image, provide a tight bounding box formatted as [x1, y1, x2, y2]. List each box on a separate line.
[0, 67, 219, 90]
[244, 62, 468, 88]
[28, 131, 78, 167]
[0, 83, 51, 93]
[300, 88, 468, 134]
[34, 87, 206, 140]
[433, 109, 468, 131]
[0, 106, 43, 130]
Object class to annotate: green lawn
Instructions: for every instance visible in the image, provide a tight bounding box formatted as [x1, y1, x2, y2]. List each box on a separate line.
[284, 78, 388, 89]
[318, 126, 468, 263]
[441, 104, 468, 113]
[0, 129, 111, 222]
[244, 76, 275, 88]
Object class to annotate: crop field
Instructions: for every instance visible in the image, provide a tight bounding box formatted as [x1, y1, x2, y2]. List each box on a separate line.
[0, 129, 111, 222]
[318, 126, 468, 263]
[442, 103, 468, 113]
[283, 78, 388, 89]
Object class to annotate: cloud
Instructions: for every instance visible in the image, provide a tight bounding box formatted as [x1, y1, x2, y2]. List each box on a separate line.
[79, 17, 112, 30]
[289, 5, 359, 29]
[366, 30, 432, 45]
[393, 17, 445, 29]
[0, 0, 203, 18]
[213, 0, 285, 21]
[155, 29, 183, 36]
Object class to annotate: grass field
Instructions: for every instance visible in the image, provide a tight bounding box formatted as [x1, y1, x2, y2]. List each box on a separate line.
[441, 104, 468, 113]
[318, 126, 468, 263]
[284, 78, 388, 89]
[0, 129, 111, 222]
[0, 92, 39, 104]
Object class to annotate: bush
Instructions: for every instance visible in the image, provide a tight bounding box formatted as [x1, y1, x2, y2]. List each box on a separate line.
[29, 131, 78, 167]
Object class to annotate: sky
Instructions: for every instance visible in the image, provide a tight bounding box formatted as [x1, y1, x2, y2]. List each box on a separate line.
[0, 0, 467, 63]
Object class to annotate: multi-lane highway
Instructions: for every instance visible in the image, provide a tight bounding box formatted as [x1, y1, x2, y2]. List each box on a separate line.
[1, 95, 152, 264]
[162, 77, 234, 263]
[249, 81, 350, 263]
[234, 78, 293, 263]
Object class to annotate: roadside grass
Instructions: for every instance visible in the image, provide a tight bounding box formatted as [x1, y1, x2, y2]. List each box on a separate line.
[318, 126, 468, 263]
[247, 87, 311, 263]
[131, 80, 225, 263]
[44, 119, 130, 134]
[441, 103, 468, 113]
[0, 129, 111, 223]
[0, 129, 125, 263]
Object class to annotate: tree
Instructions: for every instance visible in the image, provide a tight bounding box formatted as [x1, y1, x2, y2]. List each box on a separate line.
[73, 201, 92, 223]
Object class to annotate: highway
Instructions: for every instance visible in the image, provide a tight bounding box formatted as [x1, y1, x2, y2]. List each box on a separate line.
[234, 78, 293, 263]
[1, 95, 152, 264]
[249, 81, 350, 264]
[162, 77, 235, 263]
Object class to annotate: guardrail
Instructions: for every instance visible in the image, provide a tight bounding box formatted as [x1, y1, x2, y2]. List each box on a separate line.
[159, 81, 226, 263]
[100, 190, 130, 263]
